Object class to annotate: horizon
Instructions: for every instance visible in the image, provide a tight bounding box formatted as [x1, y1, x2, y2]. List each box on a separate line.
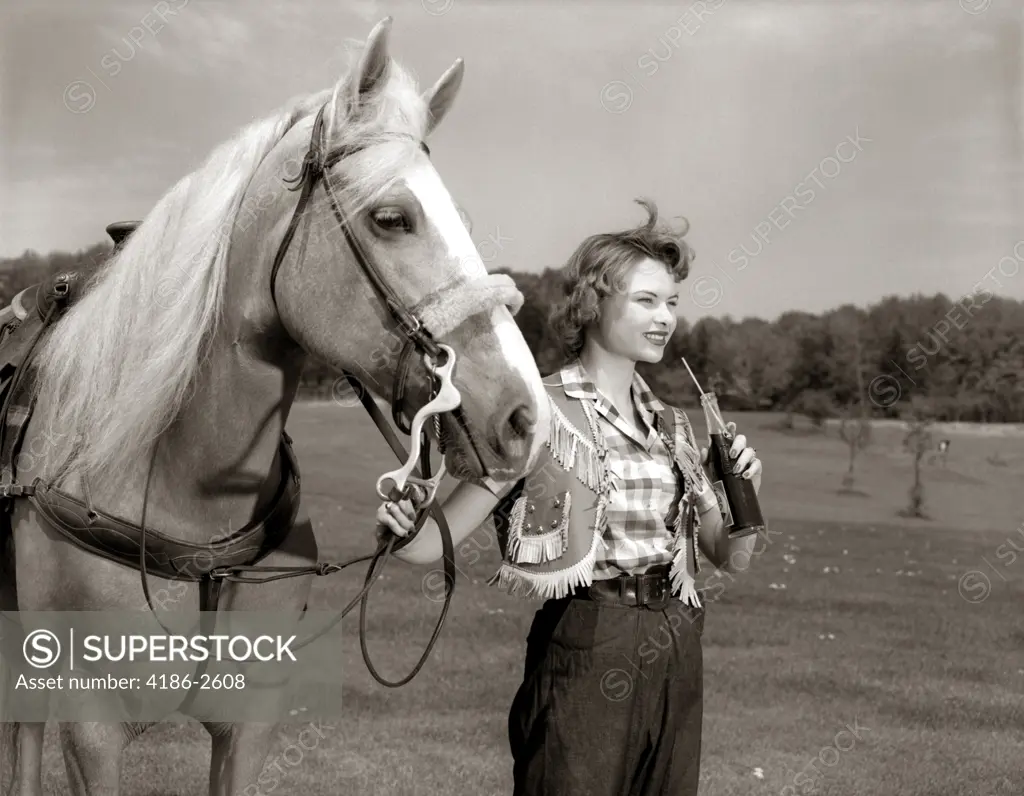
[2, 0, 1021, 323]
[6, 238, 1018, 327]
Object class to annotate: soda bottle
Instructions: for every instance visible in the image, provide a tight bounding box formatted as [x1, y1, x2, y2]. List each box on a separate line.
[700, 391, 766, 539]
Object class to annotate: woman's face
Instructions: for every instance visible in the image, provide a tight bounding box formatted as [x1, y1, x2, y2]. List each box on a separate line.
[591, 257, 680, 364]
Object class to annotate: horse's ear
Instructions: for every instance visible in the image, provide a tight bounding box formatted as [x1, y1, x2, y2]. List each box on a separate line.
[423, 58, 464, 137]
[350, 17, 393, 107]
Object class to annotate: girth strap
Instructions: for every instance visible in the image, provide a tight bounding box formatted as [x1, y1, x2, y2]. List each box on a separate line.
[26, 434, 301, 582]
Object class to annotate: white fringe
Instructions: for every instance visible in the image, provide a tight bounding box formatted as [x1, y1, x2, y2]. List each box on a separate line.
[670, 495, 693, 596]
[663, 406, 705, 580]
[670, 543, 695, 597]
[547, 402, 604, 491]
[487, 524, 602, 600]
[669, 488, 705, 594]
[506, 492, 571, 564]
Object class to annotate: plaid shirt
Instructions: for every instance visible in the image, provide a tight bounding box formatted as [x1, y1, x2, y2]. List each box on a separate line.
[482, 359, 696, 580]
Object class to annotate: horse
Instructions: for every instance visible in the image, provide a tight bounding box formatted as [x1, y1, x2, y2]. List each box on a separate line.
[0, 16, 550, 795]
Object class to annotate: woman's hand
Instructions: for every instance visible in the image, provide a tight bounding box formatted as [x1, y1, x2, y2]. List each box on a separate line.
[374, 485, 429, 547]
[699, 421, 762, 495]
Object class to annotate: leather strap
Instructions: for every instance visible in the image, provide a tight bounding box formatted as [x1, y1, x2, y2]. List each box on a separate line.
[176, 574, 224, 713]
[26, 434, 301, 582]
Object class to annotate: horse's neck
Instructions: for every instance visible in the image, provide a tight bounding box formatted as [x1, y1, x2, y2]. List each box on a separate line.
[93, 335, 303, 545]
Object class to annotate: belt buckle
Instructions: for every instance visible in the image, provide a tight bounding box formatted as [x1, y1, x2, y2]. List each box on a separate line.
[642, 576, 669, 610]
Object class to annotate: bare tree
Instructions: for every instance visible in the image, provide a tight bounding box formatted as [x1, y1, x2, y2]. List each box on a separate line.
[838, 324, 872, 494]
[839, 412, 872, 493]
[901, 400, 934, 519]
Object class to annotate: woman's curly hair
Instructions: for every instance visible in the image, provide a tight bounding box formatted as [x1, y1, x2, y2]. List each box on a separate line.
[549, 198, 695, 361]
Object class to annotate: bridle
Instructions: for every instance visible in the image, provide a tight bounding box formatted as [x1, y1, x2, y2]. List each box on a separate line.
[134, 100, 526, 692]
[269, 103, 459, 442]
[267, 101, 514, 524]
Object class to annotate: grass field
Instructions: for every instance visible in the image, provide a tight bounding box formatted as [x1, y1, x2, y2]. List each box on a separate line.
[35, 402, 1024, 795]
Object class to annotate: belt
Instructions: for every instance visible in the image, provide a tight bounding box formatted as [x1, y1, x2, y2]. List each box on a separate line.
[572, 565, 672, 610]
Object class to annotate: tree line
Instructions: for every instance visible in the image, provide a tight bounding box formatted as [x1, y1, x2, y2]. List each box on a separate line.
[2, 245, 1021, 423]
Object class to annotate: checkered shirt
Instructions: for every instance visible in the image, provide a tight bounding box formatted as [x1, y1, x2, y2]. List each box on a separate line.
[481, 359, 697, 580]
[560, 360, 692, 579]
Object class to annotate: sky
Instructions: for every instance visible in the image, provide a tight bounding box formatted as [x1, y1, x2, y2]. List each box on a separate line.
[1, 0, 1021, 322]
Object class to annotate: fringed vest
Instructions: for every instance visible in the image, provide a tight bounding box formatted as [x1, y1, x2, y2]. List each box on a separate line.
[487, 377, 708, 601]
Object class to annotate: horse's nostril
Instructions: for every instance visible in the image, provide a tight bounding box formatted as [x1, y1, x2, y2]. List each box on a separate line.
[488, 400, 538, 467]
[507, 403, 536, 440]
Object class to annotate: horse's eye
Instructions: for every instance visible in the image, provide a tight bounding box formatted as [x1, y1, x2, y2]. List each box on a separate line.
[371, 208, 411, 233]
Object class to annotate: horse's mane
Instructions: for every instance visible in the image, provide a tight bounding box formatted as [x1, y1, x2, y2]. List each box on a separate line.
[32, 41, 430, 488]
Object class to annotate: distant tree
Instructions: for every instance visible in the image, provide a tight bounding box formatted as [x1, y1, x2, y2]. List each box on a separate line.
[685, 316, 737, 400]
[728, 318, 795, 411]
[835, 313, 872, 494]
[838, 412, 872, 493]
[793, 389, 836, 431]
[776, 310, 825, 426]
[900, 398, 934, 519]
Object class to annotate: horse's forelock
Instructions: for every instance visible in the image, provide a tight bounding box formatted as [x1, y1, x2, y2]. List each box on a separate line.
[319, 47, 430, 214]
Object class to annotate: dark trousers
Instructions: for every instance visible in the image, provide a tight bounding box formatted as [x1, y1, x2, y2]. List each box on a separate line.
[508, 593, 705, 796]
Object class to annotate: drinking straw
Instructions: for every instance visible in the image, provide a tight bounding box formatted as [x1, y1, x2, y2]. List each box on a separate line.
[680, 357, 727, 430]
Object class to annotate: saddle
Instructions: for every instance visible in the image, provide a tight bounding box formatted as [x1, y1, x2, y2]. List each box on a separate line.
[0, 272, 85, 471]
[0, 273, 84, 339]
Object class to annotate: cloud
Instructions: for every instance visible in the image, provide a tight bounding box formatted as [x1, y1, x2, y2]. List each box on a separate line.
[146, 4, 253, 74]
[349, 0, 384, 23]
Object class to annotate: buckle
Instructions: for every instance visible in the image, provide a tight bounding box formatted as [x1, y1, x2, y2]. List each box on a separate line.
[389, 300, 423, 338]
[0, 483, 34, 499]
[639, 575, 668, 609]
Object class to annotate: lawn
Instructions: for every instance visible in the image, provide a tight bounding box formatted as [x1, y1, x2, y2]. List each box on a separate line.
[34, 403, 1024, 794]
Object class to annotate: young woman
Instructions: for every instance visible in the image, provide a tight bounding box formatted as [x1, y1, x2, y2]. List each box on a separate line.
[374, 199, 763, 796]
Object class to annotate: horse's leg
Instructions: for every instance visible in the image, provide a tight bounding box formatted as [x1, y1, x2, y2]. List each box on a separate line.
[0, 502, 44, 796]
[193, 514, 318, 796]
[16, 723, 44, 796]
[205, 721, 280, 796]
[9, 496, 162, 796]
[59, 721, 151, 796]
[0, 722, 44, 796]
[58, 722, 131, 796]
